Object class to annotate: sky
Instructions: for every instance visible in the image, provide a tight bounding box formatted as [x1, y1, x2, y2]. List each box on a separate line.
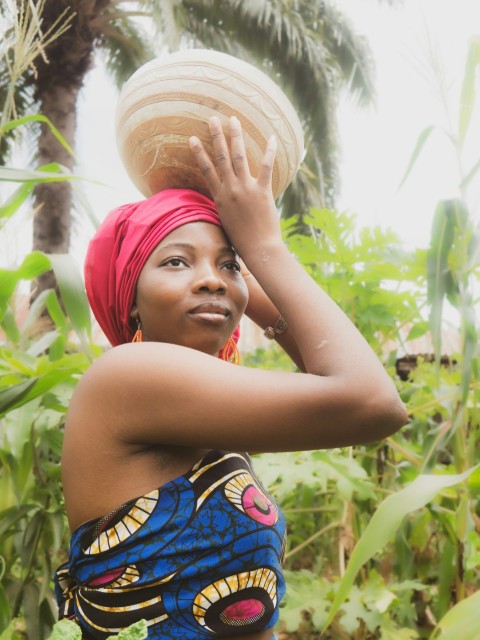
[2, 0, 479, 268]
[334, 0, 479, 249]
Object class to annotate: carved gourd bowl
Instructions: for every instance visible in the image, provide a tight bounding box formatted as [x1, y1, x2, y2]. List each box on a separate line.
[116, 49, 304, 199]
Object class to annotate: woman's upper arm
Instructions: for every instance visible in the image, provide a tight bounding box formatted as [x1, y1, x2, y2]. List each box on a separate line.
[69, 342, 407, 453]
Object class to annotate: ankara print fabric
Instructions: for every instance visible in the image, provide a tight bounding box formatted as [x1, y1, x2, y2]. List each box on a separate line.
[55, 451, 286, 639]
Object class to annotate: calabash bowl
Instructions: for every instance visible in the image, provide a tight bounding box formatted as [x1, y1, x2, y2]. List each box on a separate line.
[115, 49, 304, 199]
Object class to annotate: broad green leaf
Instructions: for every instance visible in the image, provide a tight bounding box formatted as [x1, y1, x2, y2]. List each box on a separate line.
[0, 592, 12, 638]
[46, 619, 82, 640]
[0, 378, 38, 415]
[48, 254, 92, 342]
[0, 619, 15, 640]
[26, 330, 62, 357]
[48, 333, 67, 360]
[437, 539, 455, 618]
[106, 619, 148, 639]
[430, 589, 480, 640]
[459, 294, 477, 403]
[0, 504, 34, 538]
[322, 466, 479, 632]
[398, 125, 437, 189]
[1, 308, 20, 344]
[406, 321, 429, 341]
[20, 288, 67, 337]
[459, 37, 480, 147]
[426, 200, 466, 360]
[16, 251, 52, 280]
[0, 272, 21, 310]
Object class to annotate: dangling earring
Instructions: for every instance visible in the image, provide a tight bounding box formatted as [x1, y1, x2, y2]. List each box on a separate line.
[132, 319, 142, 343]
[219, 337, 240, 364]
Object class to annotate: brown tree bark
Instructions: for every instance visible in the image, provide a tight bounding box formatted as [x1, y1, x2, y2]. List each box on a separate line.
[30, 0, 110, 298]
[33, 83, 79, 295]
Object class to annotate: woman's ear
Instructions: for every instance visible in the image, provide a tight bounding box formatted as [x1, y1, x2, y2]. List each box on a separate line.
[129, 304, 140, 332]
[130, 304, 139, 322]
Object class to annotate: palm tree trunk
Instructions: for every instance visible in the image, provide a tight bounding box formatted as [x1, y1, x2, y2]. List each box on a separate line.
[32, 82, 79, 296]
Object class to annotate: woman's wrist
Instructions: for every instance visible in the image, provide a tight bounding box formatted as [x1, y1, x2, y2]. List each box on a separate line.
[240, 239, 289, 274]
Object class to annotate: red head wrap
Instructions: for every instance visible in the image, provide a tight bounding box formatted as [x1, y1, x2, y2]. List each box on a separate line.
[85, 188, 239, 347]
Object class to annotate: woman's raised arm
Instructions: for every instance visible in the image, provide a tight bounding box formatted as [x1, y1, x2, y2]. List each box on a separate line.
[68, 116, 407, 454]
[189, 116, 406, 401]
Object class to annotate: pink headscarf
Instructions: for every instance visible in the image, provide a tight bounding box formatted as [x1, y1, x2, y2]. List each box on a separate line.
[85, 188, 239, 347]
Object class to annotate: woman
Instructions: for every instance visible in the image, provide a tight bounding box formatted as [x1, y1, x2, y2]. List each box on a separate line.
[55, 116, 408, 640]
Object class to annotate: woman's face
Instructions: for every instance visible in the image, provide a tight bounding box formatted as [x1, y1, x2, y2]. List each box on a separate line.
[130, 222, 248, 355]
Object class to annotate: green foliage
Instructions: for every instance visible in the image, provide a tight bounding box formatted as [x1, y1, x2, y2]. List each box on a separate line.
[0, 23, 479, 640]
[282, 207, 426, 356]
[45, 618, 148, 640]
[0, 117, 98, 639]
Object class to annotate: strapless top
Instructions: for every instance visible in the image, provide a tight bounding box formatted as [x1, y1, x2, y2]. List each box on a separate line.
[55, 450, 286, 639]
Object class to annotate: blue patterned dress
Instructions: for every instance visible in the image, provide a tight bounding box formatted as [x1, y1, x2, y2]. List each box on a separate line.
[55, 450, 286, 639]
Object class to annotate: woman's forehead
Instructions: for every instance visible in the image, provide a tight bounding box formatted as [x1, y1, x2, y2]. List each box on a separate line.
[155, 221, 231, 250]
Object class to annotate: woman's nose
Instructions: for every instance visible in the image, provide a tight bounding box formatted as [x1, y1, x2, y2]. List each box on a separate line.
[193, 264, 227, 293]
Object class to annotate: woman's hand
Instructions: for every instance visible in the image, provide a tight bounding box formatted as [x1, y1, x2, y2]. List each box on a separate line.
[189, 116, 282, 261]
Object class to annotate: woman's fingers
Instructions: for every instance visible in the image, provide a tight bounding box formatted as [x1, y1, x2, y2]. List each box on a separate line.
[209, 117, 235, 180]
[189, 135, 221, 194]
[257, 134, 277, 189]
[190, 115, 276, 193]
[228, 116, 248, 179]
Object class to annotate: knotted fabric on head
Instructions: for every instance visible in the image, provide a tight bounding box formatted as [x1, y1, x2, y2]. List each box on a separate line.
[85, 188, 239, 347]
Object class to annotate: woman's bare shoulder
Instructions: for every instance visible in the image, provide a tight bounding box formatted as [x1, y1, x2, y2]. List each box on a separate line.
[67, 341, 405, 454]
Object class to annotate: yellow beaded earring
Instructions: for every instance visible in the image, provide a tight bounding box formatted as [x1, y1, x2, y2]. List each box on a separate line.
[132, 320, 142, 343]
[219, 337, 240, 364]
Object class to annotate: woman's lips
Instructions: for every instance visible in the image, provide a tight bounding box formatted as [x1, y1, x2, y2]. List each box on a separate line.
[188, 303, 230, 323]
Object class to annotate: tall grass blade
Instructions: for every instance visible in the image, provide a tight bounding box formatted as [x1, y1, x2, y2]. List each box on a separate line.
[430, 589, 480, 640]
[398, 125, 436, 189]
[426, 200, 464, 361]
[459, 296, 477, 404]
[459, 156, 480, 190]
[322, 466, 479, 631]
[0, 182, 34, 226]
[0, 165, 78, 183]
[0, 115, 75, 156]
[458, 37, 480, 148]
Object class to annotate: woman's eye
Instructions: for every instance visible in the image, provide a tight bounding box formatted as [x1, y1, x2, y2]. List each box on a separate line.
[224, 261, 241, 272]
[162, 258, 186, 267]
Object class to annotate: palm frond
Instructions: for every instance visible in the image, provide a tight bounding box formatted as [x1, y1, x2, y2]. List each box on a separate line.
[175, 0, 343, 209]
[96, 8, 154, 86]
[316, 1, 375, 106]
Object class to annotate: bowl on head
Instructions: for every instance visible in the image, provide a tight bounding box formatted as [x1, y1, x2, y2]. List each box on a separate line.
[115, 49, 304, 199]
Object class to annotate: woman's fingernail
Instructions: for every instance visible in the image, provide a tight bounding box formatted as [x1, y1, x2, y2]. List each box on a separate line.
[209, 116, 221, 131]
[230, 115, 240, 128]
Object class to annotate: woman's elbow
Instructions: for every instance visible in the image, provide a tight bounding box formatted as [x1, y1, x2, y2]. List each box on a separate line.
[360, 387, 409, 442]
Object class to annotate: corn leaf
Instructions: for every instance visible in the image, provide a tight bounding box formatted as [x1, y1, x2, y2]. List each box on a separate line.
[322, 466, 479, 631]
[459, 37, 480, 148]
[398, 125, 436, 189]
[459, 155, 480, 190]
[426, 200, 466, 361]
[48, 254, 92, 348]
[430, 589, 480, 640]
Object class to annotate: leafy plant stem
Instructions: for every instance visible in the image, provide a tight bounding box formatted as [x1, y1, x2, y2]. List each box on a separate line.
[284, 521, 342, 561]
